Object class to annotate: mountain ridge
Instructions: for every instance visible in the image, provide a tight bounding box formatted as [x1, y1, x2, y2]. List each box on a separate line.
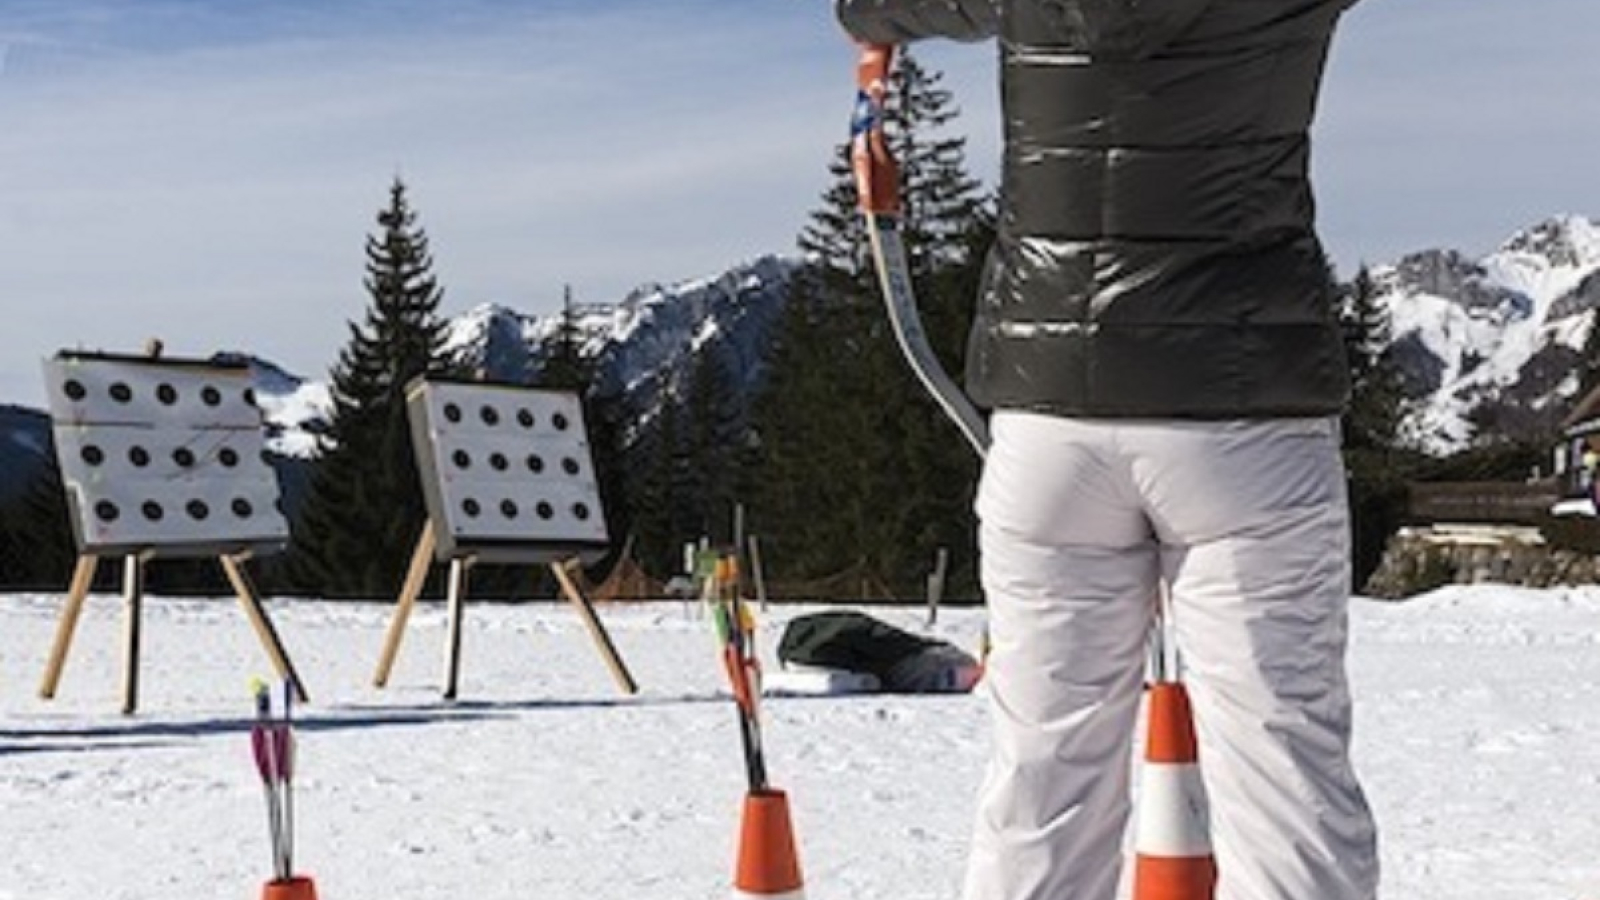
[4, 216, 1599, 505]
[1376, 213, 1600, 452]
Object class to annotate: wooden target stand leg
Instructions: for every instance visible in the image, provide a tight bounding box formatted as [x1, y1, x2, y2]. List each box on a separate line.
[37, 552, 151, 713]
[220, 553, 310, 705]
[550, 557, 638, 695]
[442, 554, 474, 701]
[373, 523, 438, 689]
[373, 519, 639, 698]
[120, 553, 145, 714]
[39, 554, 101, 700]
[38, 551, 308, 714]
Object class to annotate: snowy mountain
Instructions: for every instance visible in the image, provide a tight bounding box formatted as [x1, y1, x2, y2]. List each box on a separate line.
[6, 218, 1599, 505]
[432, 220, 1600, 461]
[206, 352, 335, 460]
[0, 257, 798, 529]
[1378, 214, 1600, 453]
[217, 253, 798, 460]
[441, 254, 797, 442]
[0, 255, 797, 501]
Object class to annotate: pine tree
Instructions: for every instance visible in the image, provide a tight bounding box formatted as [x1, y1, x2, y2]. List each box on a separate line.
[800, 52, 983, 283]
[751, 50, 988, 598]
[890, 52, 985, 275]
[683, 344, 748, 546]
[533, 287, 634, 592]
[1340, 266, 1409, 452]
[284, 178, 458, 598]
[624, 396, 685, 578]
[1337, 264, 1422, 590]
[539, 286, 591, 392]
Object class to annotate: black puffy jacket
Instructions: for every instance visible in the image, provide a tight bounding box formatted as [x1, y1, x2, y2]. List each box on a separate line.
[836, 0, 1360, 418]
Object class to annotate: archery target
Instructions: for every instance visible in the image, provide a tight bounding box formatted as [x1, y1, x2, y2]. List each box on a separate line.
[43, 352, 289, 555]
[408, 380, 608, 561]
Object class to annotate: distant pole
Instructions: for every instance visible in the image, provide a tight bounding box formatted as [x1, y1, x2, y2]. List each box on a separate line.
[926, 547, 949, 626]
[748, 535, 770, 612]
[733, 503, 746, 559]
[681, 540, 698, 618]
[733, 502, 748, 596]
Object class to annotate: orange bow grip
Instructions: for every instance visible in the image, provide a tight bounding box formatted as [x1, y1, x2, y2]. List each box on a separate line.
[857, 42, 894, 93]
[851, 43, 901, 215]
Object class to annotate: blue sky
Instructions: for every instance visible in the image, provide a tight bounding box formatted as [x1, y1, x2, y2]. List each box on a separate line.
[2, 0, 1596, 407]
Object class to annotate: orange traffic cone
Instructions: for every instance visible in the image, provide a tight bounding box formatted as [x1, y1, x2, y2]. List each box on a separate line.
[261, 875, 318, 900]
[733, 788, 805, 900]
[1132, 681, 1216, 900]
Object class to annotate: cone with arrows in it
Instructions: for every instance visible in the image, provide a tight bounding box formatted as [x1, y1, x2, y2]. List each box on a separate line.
[703, 551, 805, 900]
[251, 678, 319, 900]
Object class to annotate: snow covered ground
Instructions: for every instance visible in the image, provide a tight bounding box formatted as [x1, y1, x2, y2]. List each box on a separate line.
[2, 586, 1598, 899]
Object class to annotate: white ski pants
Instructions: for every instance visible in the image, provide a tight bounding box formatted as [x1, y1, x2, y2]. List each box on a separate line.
[963, 411, 1378, 900]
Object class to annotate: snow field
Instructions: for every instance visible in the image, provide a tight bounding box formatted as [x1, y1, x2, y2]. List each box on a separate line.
[1, 587, 1598, 899]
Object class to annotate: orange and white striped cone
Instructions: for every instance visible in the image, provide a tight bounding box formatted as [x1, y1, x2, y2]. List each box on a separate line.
[1133, 681, 1217, 900]
[733, 788, 805, 900]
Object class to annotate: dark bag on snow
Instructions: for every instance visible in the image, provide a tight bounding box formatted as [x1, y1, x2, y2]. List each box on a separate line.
[776, 611, 979, 693]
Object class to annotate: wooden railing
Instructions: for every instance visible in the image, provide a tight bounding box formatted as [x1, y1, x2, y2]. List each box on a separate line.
[1406, 480, 1564, 525]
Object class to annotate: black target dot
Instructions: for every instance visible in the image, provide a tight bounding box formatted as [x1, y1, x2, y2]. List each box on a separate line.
[64, 380, 87, 401]
[480, 405, 500, 426]
[462, 498, 481, 518]
[242, 388, 257, 407]
[186, 500, 210, 520]
[156, 384, 178, 405]
[552, 412, 570, 431]
[141, 501, 164, 521]
[561, 457, 580, 476]
[110, 383, 133, 403]
[517, 409, 535, 428]
[452, 449, 472, 470]
[129, 446, 151, 467]
[81, 445, 105, 466]
[219, 448, 240, 467]
[489, 452, 508, 471]
[173, 448, 196, 468]
[500, 499, 519, 519]
[231, 498, 254, 518]
[526, 455, 545, 474]
[573, 503, 591, 521]
[201, 386, 222, 406]
[444, 403, 463, 423]
[536, 501, 554, 520]
[94, 501, 120, 522]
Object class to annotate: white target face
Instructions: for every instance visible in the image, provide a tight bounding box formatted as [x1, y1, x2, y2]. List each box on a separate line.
[408, 380, 608, 561]
[43, 353, 289, 556]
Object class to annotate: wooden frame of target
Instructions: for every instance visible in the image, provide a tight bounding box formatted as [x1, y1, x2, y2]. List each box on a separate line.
[373, 378, 638, 700]
[36, 350, 309, 714]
